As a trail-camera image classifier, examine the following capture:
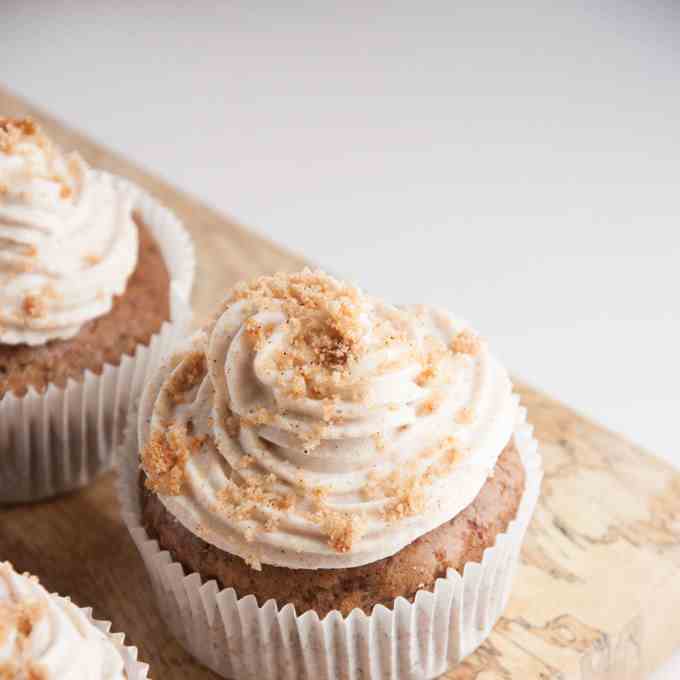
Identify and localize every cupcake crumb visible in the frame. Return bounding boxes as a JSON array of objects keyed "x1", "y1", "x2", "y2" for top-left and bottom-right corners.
[
  {"x1": 21, "y1": 294, "x2": 46, "y2": 319},
  {"x1": 165, "y1": 352, "x2": 206, "y2": 405},
  {"x1": 142, "y1": 424, "x2": 203, "y2": 496},
  {"x1": 451, "y1": 329, "x2": 481, "y2": 356},
  {"x1": 456, "y1": 407, "x2": 475, "y2": 424}
]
